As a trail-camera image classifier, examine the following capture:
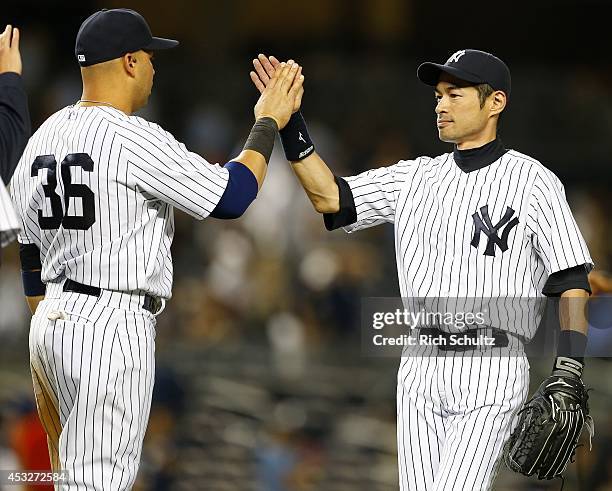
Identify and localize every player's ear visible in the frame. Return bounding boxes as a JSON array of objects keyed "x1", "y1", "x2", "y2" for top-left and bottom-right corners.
[
  {"x1": 122, "y1": 53, "x2": 137, "y2": 78},
  {"x1": 489, "y1": 91, "x2": 506, "y2": 117}
]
